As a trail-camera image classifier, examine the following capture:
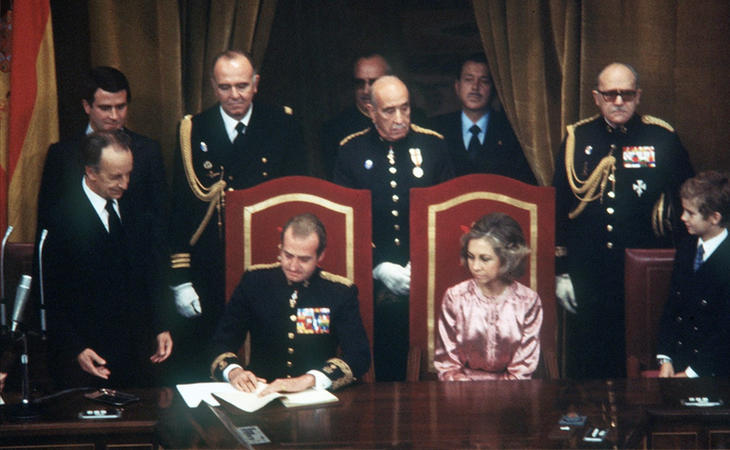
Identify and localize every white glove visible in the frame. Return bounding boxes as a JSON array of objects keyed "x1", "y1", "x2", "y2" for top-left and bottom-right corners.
[
  {"x1": 555, "y1": 273, "x2": 577, "y2": 314},
  {"x1": 373, "y1": 262, "x2": 410, "y2": 296},
  {"x1": 171, "y1": 282, "x2": 202, "y2": 318}
]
